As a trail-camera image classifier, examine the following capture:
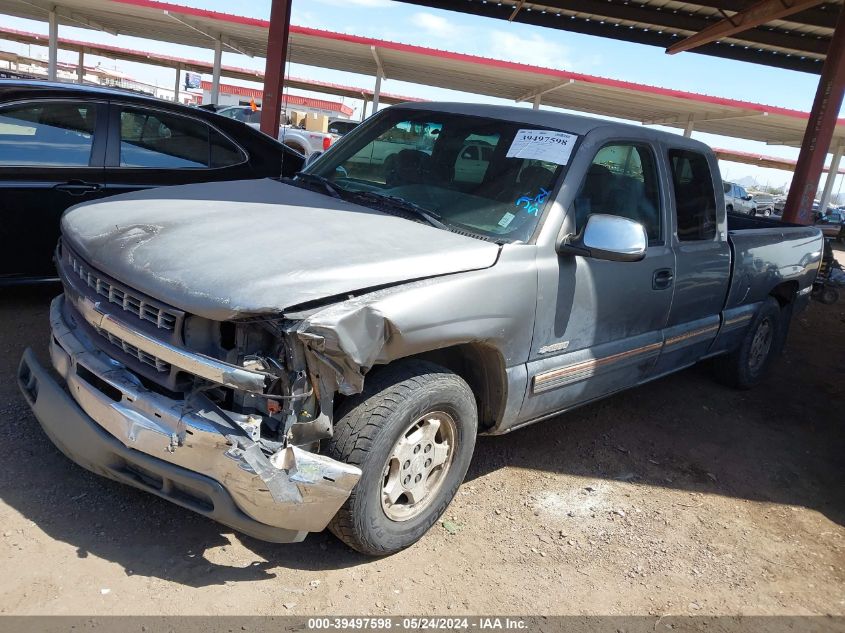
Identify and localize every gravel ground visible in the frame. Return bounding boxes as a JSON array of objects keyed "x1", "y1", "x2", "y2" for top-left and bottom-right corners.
[{"x1": 0, "y1": 267, "x2": 843, "y2": 616}]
